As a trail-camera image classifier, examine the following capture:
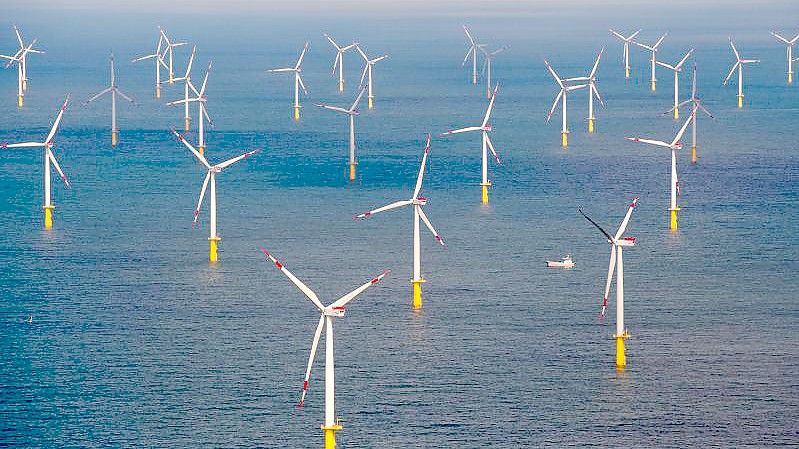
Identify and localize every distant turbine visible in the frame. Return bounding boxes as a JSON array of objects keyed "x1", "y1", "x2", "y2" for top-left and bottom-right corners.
[
  {"x1": 633, "y1": 33, "x2": 667, "y2": 91},
  {"x1": 625, "y1": 111, "x2": 694, "y2": 231},
  {"x1": 354, "y1": 135, "x2": 446, "y2": 309},
  {"x1": 169, "y1": 46, "x2": 197, "y2": 132},
  {"x1": 609, "y1": 29, "x2": 641, "y2": 79},
  {"x1": 723, "y1": 38, "x2": 759, "y2": 108},
  {"x1": 480, "y1": 45, "x2": 508, "y2": 99},
  {"x1": 167, "y1": 62, "x2": 213, "y2": 156},
  {"x1": 132, "y1": 33, "x2": 167, "y2": 98},
  {"x1": 544, "y1": 59, "x2": 588, "y2": 147},
  {"x1": 324, "y1": 33, "x2": 358, "y2": 93},
  {"x1": 356, "y1": 45, "x2": 388, "y2": 109},
  {"x1": 316, "y1": 88, "x2": 366, "y2": 182},
  {"x1": 771, "y1": 31, "x2": 799, "y2": 83},
  {"x1": 1, "y1": 96, "x2": 70, "y2": 229},
  {"x1": 268, "y1": 42, "x2": 309, "y2": 121},
  {"x1": 562, "y1": 48, "x2": 605, "y2": 133},
  {"x1": 0, "y1": 26, "x2": 44, "y2": 107},
  {"x1": 158, "y1": 26, "x2": 187, "y2": 85},
  {"x1": 440, "y1": 84, "x2": 502, "y2": 205},
  {"x1": 656, "y1": 48, "x2": 694, "y2": 119},
  {"x1": 462, "y1": 25, "x2": 485, "y2": 85},
  {"x1": 85, "y1": 53, "x2": 135, "y2": 147},
  {"x1": 665, "y1": 64, "x2": 713, "y2": 164}
]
